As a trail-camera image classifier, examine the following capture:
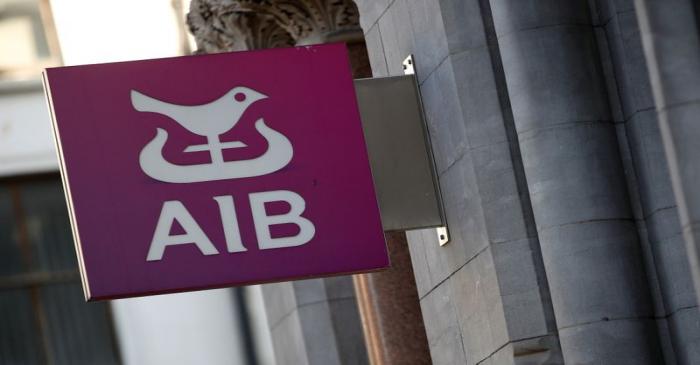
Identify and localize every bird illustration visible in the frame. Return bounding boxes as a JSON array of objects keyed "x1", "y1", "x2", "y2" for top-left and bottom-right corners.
[{"x1": 131, "y1": 86, "x2": 268, "y2": 163}]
